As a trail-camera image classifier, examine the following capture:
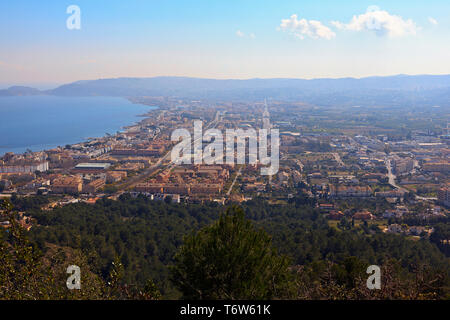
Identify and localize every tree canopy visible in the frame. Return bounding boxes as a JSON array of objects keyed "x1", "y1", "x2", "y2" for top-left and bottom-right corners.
[{"x1": 170, "y1": 206, "x2": 291, "y2": 299}]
